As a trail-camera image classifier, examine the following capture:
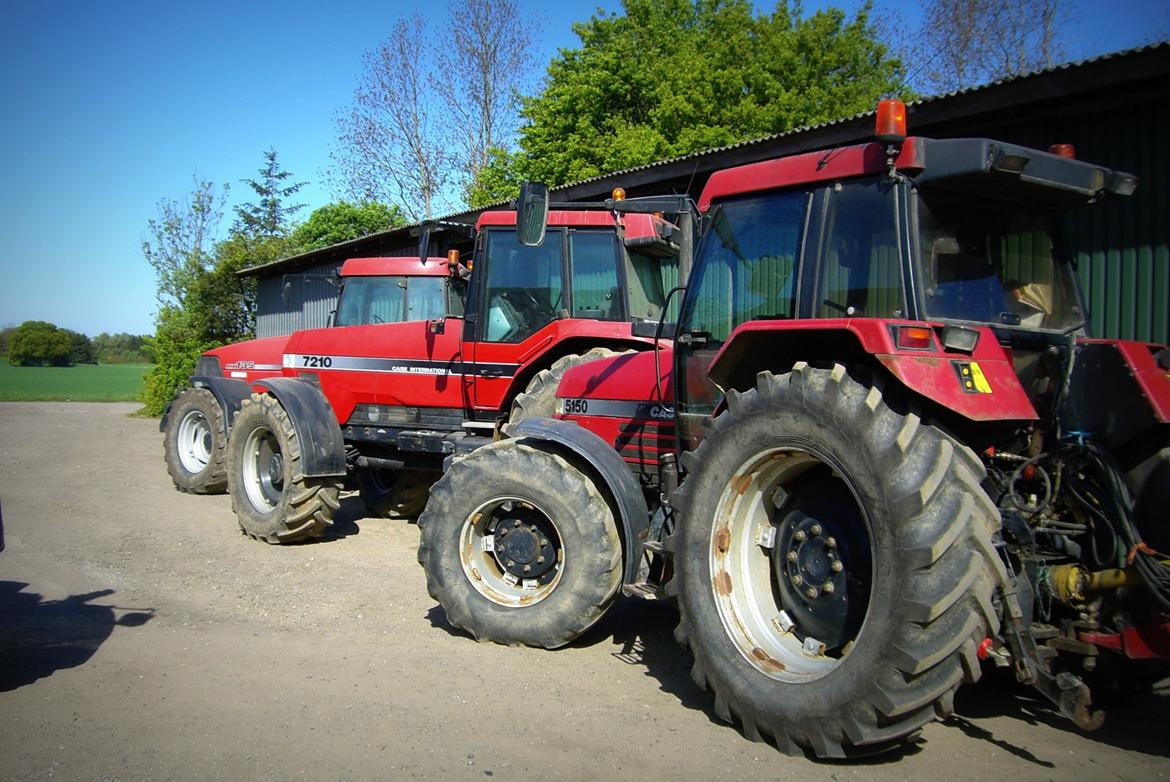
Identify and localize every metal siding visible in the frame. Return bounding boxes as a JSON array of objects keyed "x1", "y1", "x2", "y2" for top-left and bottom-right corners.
[
  {"x1": 255, "y1": 261, "x2": 342, "y2": 338},
  {"x1": 960, "y1": 102, "x2": 1169, "y2": 344}
]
